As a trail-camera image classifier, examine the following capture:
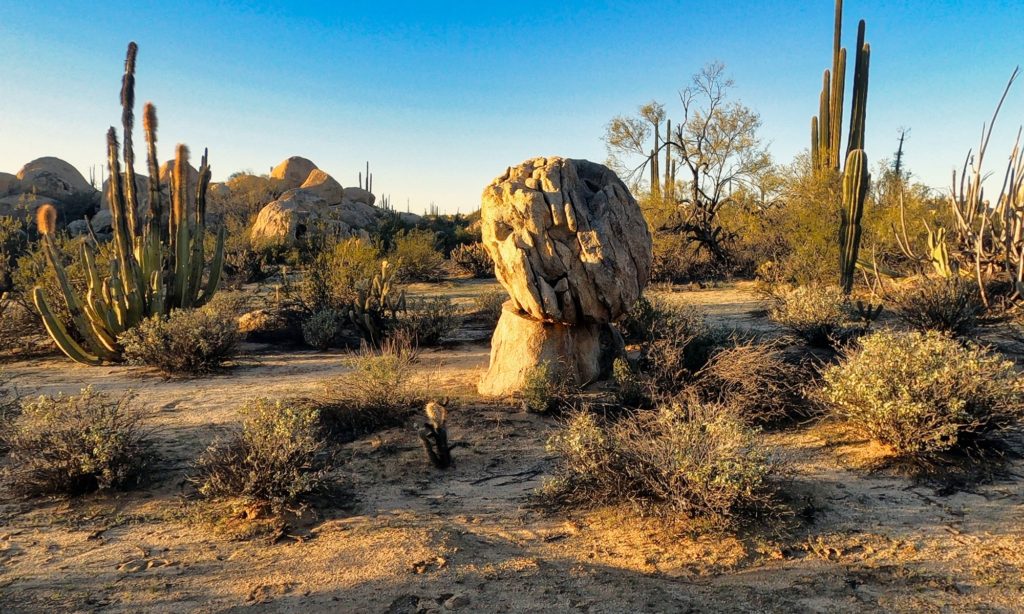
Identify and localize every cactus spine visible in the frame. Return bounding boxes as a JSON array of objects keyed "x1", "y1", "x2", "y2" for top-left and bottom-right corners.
[
  {"x1": 33, "y1": 42, "x2": 224, "y2": 365},
  {"x1": 812, "y1": 0, "x2": 871, "y2": 293}
]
